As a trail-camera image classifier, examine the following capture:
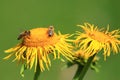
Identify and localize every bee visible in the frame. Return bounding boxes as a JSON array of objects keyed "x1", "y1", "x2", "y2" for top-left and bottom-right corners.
[
  {"x1": 48, "y1": 26, "x2": 54, "y2": 37},
  {"x1": 17, "y1": 30, "x2": 30, "y2": 40}
]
